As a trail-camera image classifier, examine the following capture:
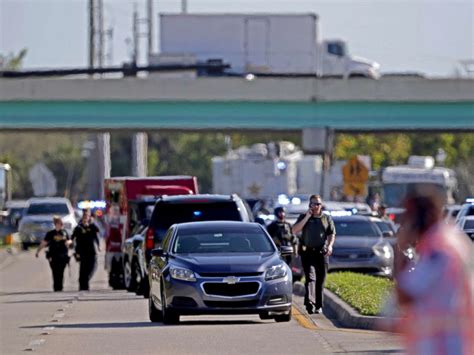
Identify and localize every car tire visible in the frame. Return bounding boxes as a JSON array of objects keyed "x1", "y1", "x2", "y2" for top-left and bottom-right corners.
[
  {"x1": 134, "y1": 260, "x2": 144, "y2": 295},
  {"x1": 274, "y1": 309, "x2": 292, "y2": 323},
  {"x1": 110, "y1": 258, "x2": 125, "y2": 290},
  {"x1": 161, "y1": 287, "x2": 179, "y2": 325},
  {"x1": 259, "y1": 311, "x2": 272, "y2": 320},
  {"x1": 127, "y1": 259, "x2": 138, "y2": 292},
  {"x1": 149, "y1": 296, "x2": 162, "y2": 322},
  {"x1": 136, "y1": 264, "x2": 150, "y2": 298},
  {"x1": 123, "y1": 259, "x2": 131, "y2": 291}
]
